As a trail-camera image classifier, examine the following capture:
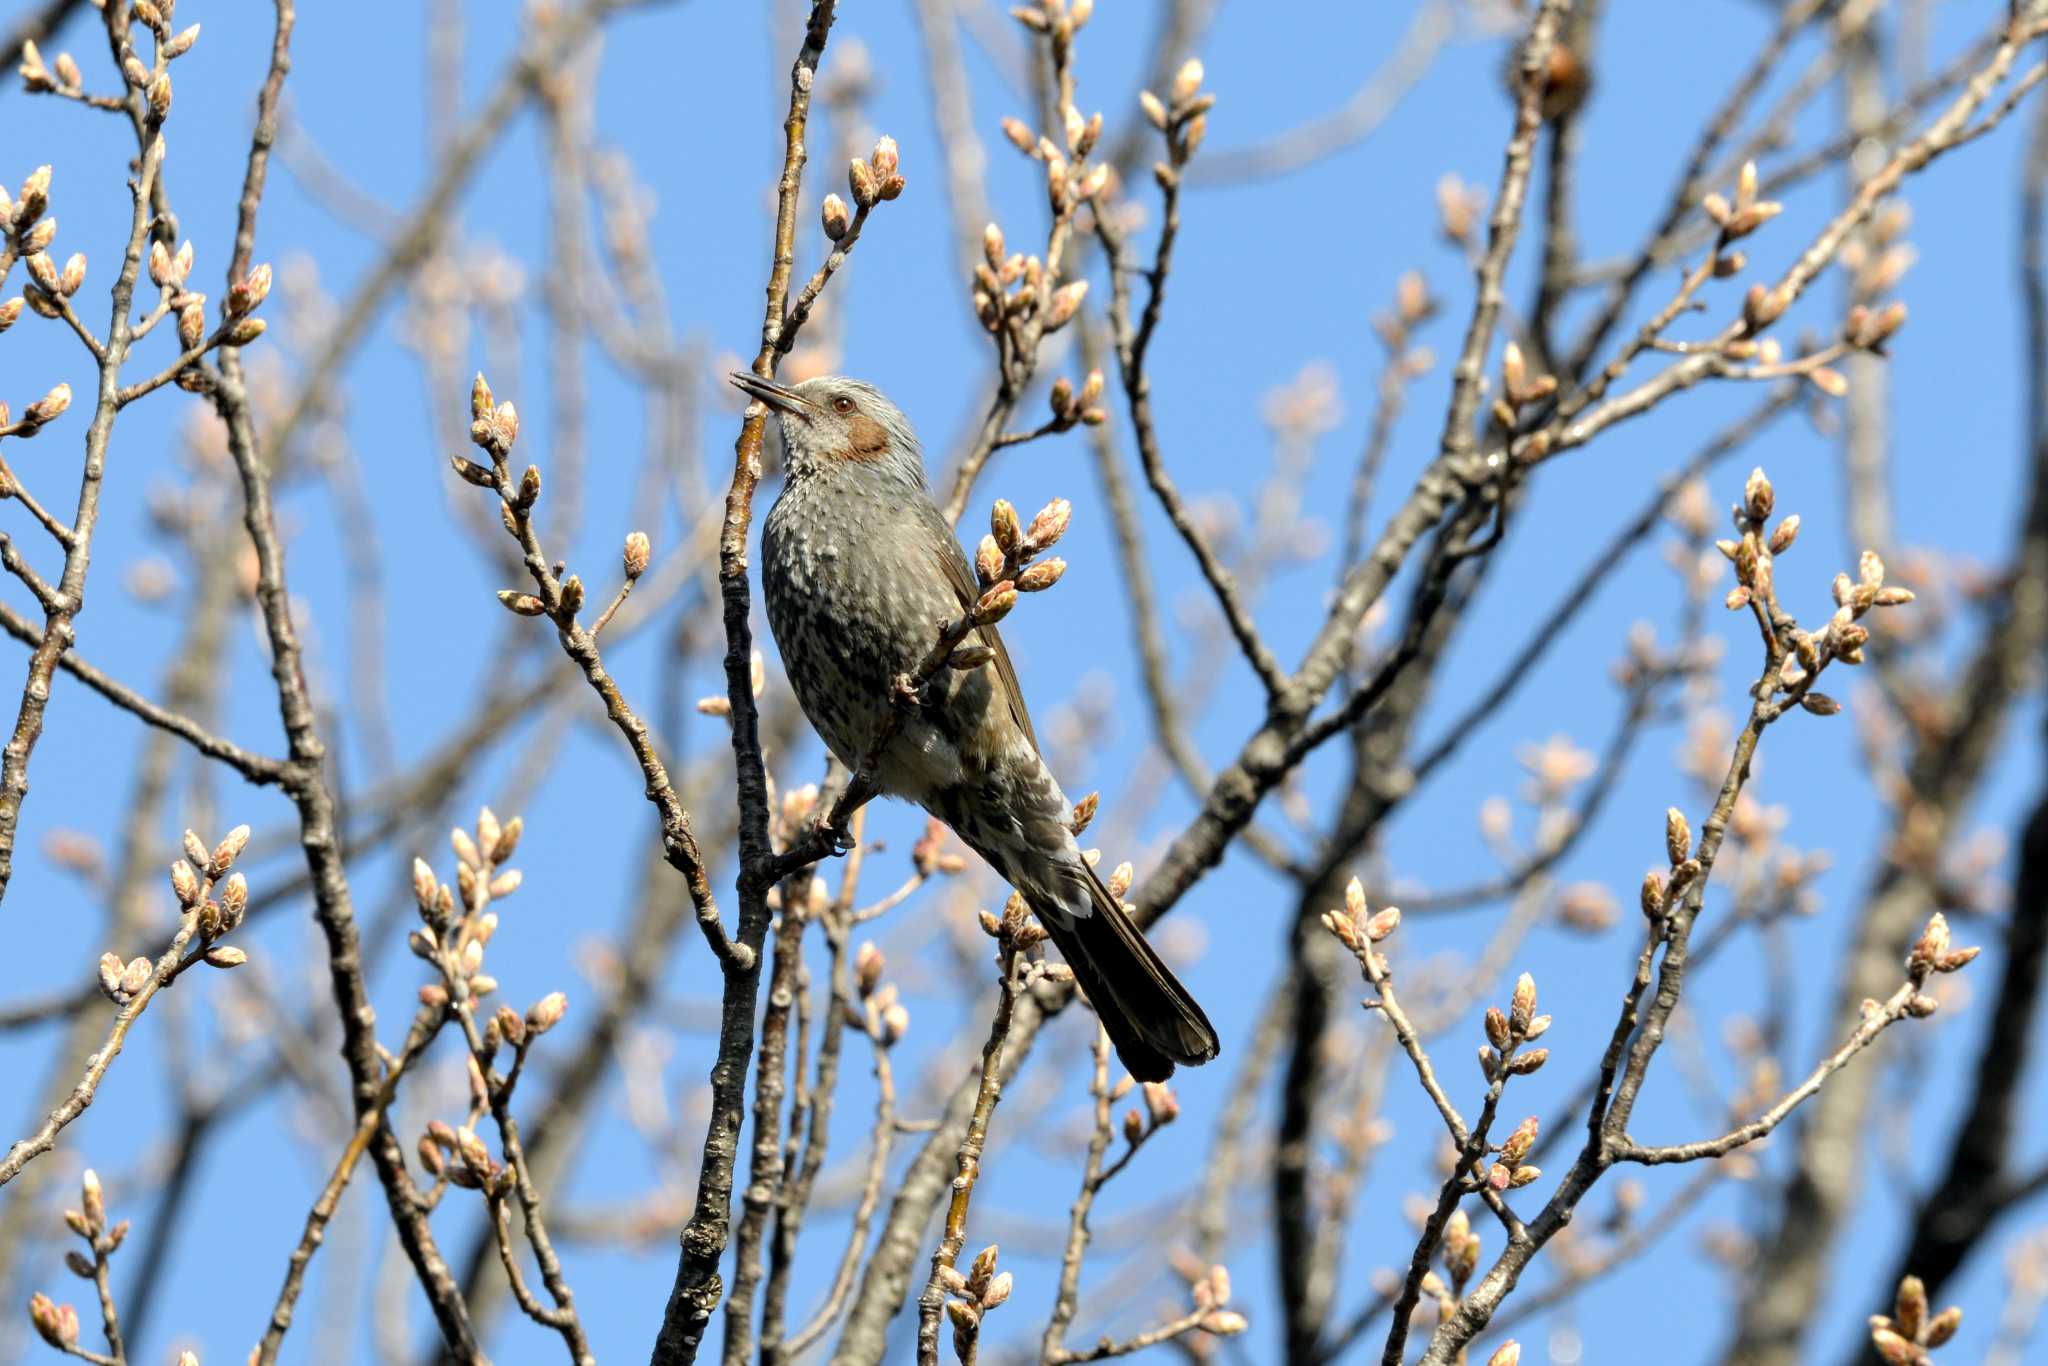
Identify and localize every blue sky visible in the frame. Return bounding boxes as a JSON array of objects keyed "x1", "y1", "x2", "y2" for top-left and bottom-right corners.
[{"x1": 1, "y1": 2, "x2": 2044, "y2": 1363}]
